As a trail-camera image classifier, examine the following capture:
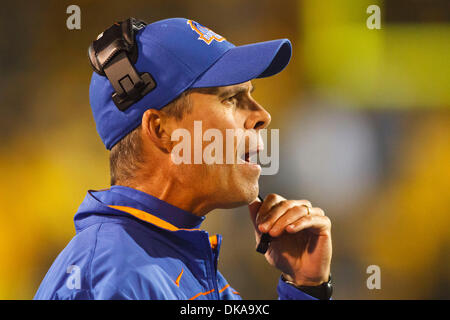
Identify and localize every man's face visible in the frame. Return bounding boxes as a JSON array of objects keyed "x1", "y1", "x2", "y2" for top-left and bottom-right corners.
[{"x1": 168, "y1": 81, "x2": 271, "y2": 209}]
